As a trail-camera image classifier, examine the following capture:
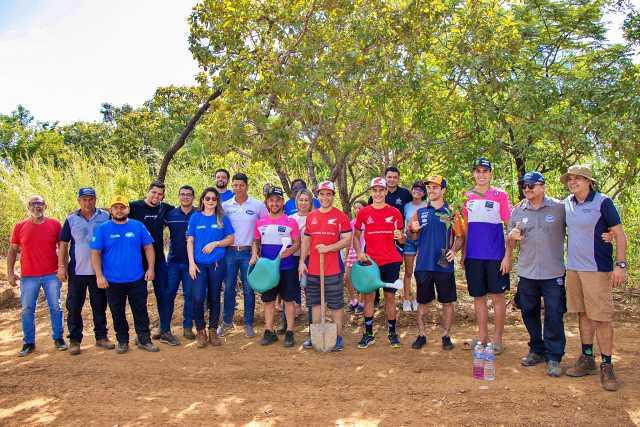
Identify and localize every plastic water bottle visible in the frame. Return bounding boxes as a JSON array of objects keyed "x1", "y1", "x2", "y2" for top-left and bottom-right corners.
[
  {"x1": 484, "y1": 343, "x2": 496, "y2": 381},
  {"x1": 472, "y1": 343, "x2": 485, "y2": 380}
]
